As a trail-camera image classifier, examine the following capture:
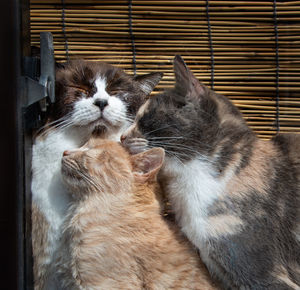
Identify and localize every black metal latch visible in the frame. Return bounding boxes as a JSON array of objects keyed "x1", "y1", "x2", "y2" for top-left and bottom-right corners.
[{"x1": 22, "y1": 32, "x2": 55, "y2": 111}]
